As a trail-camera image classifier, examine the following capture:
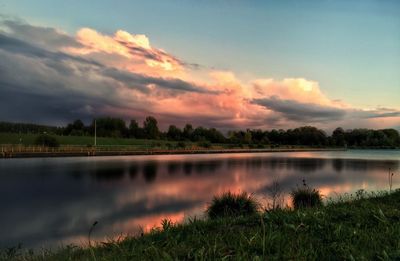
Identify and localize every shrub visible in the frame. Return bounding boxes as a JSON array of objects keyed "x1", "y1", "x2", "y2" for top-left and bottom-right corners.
[
  {"x1": 206, "y1": 191, "x2": 260, "y2": 219},
  {"x1": 197, "y1": 140, "x2": 211, "y2": 148},
  {"x1": 34, "y1": 134, "x2": 60, "y2": 148},
  {"x1": 176, "y1": 141, "x2": 186, "y2": 148},
  {"x1": 257, "y1": 143, "x2": 265, "y2": 149},
  {"x1": 150, "y1": 142, "x2": 162, "y2": 148},
  {"x1": 290, "y1": 186, "x2": 322, "y2": 209},
  {"x1": 266, "y1": 181, "x2": 284, "y2": 210}
]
